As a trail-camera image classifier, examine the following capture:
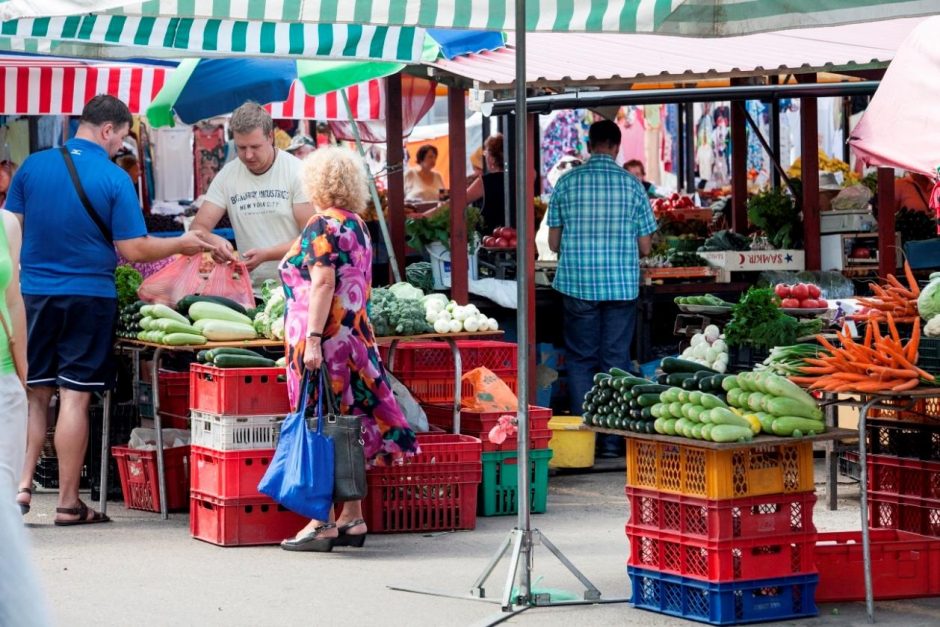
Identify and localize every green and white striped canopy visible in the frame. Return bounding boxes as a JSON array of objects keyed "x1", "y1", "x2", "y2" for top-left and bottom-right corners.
[
  {"x1": 0, "y1": 13, "x2": 426, "y2": 60},
  {"x1": 2, "y1": 0, "x2": 938, "y2": 35}
]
